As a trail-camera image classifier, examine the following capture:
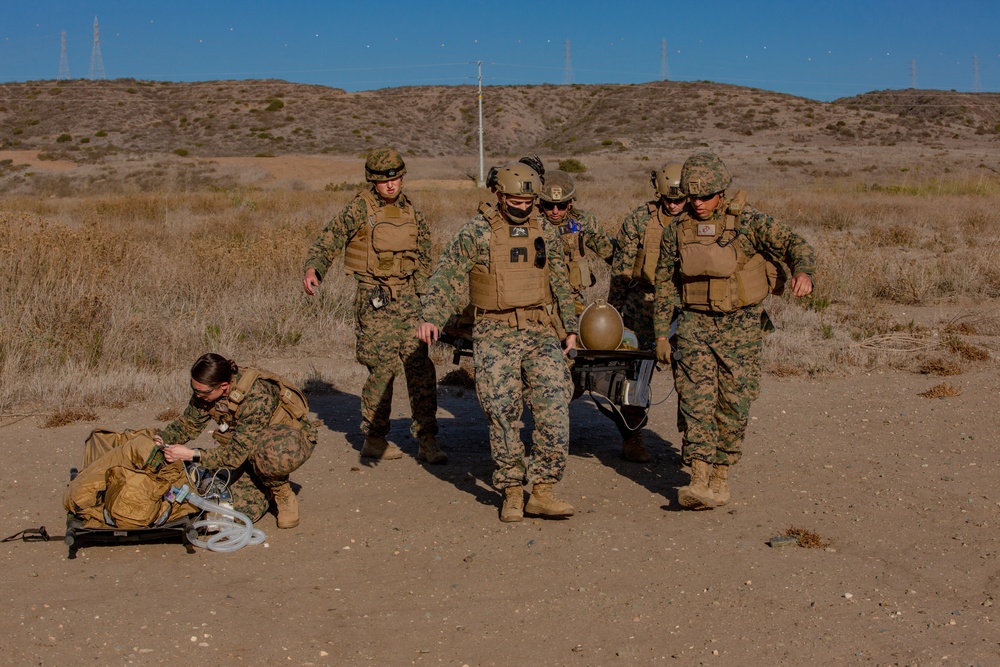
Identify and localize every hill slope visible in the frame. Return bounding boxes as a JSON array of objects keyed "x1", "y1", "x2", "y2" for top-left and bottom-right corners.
[{"x1": 1, "y1": 79, "x2": 998, "y2": 161}]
